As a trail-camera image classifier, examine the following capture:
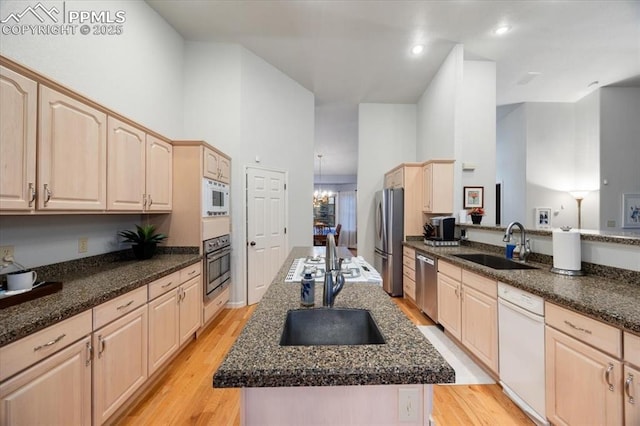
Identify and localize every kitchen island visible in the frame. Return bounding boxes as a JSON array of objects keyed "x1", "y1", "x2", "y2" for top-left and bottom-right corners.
[{"x1": 214, "y1": 247, "x2": 454, "y2": 425}]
